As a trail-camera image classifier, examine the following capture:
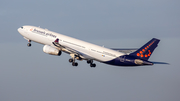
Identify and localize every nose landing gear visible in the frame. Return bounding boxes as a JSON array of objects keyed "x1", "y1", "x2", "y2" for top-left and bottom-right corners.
[{"x1": 27, "y1": 40, "x2": 31, "y2": 47}]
